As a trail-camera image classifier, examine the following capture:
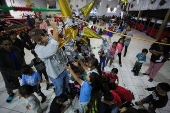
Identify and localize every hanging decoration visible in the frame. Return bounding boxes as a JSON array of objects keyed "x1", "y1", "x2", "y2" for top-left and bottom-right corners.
[
  {"x1": 151, "y1": 0, "x2": 156, "y2": 4},
  {"x1": 0, "y1": 5, "x2": 61, "y2": 12},
  {"x1": 159, "y1": 0, "x2": 167, "y2": 6},
  {"x1": 24, "y1": 0, "x2": 36, "y2": 8},
  {"x1": 122, "y1": 0, "x2": 128, "y2": 5},
  {"x1": 81, "y1": 1, "x2": 95, "y2": 17},
  {"x1": 106, "y1": 4, "x2": 110, "y2": 8}
]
